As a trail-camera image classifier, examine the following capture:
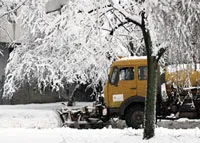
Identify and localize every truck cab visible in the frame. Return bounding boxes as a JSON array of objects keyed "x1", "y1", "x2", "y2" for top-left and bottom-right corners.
[{"x1": 104, "y1": 57, "x2": 147, "y2": 128}]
